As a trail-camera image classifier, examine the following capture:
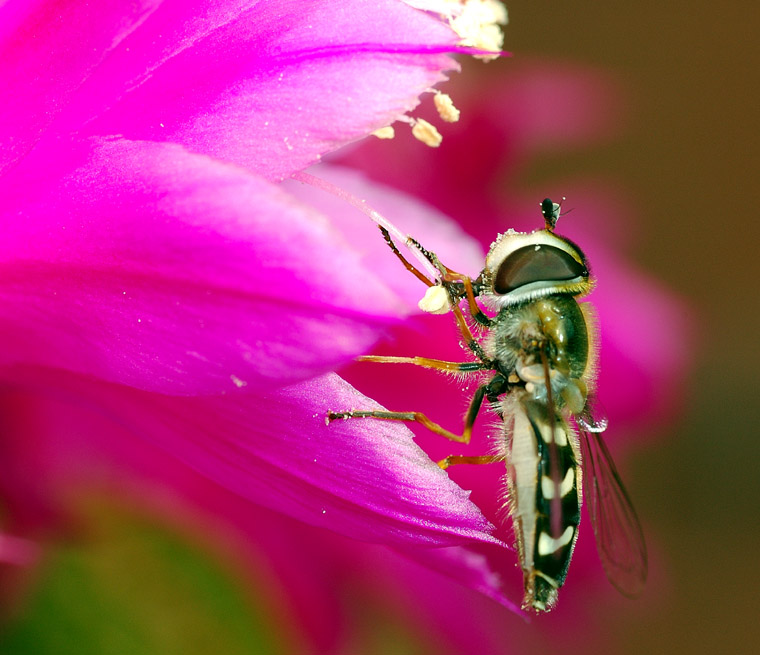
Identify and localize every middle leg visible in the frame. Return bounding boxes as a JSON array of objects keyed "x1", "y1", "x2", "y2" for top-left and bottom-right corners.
[{"x1": 327, "y1": 382, "x2": 490, "y2": 445}]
